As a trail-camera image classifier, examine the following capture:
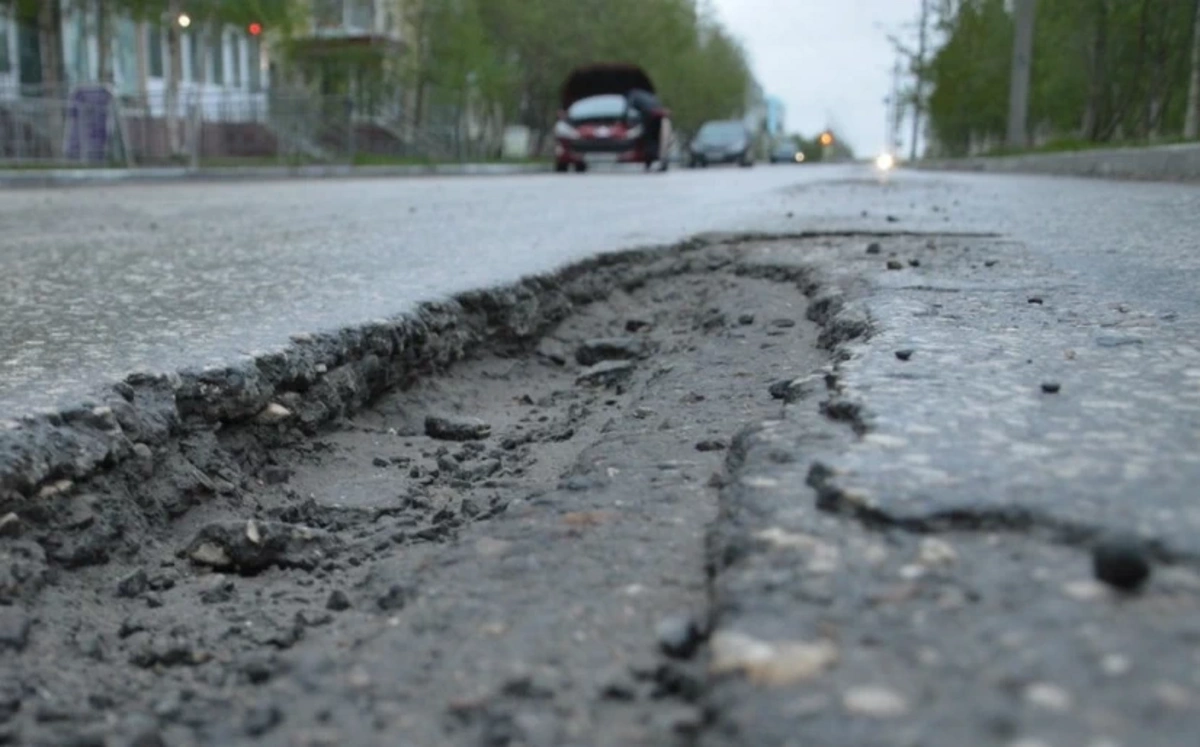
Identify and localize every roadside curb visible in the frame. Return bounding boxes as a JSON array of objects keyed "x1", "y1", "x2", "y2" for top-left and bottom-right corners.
[
  {"x1": 914, "y1": 141, "x2": 1200, "y2": 183},
  {"x1": 0, "y1": 161, "x2": 554, "y2": 187}
]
